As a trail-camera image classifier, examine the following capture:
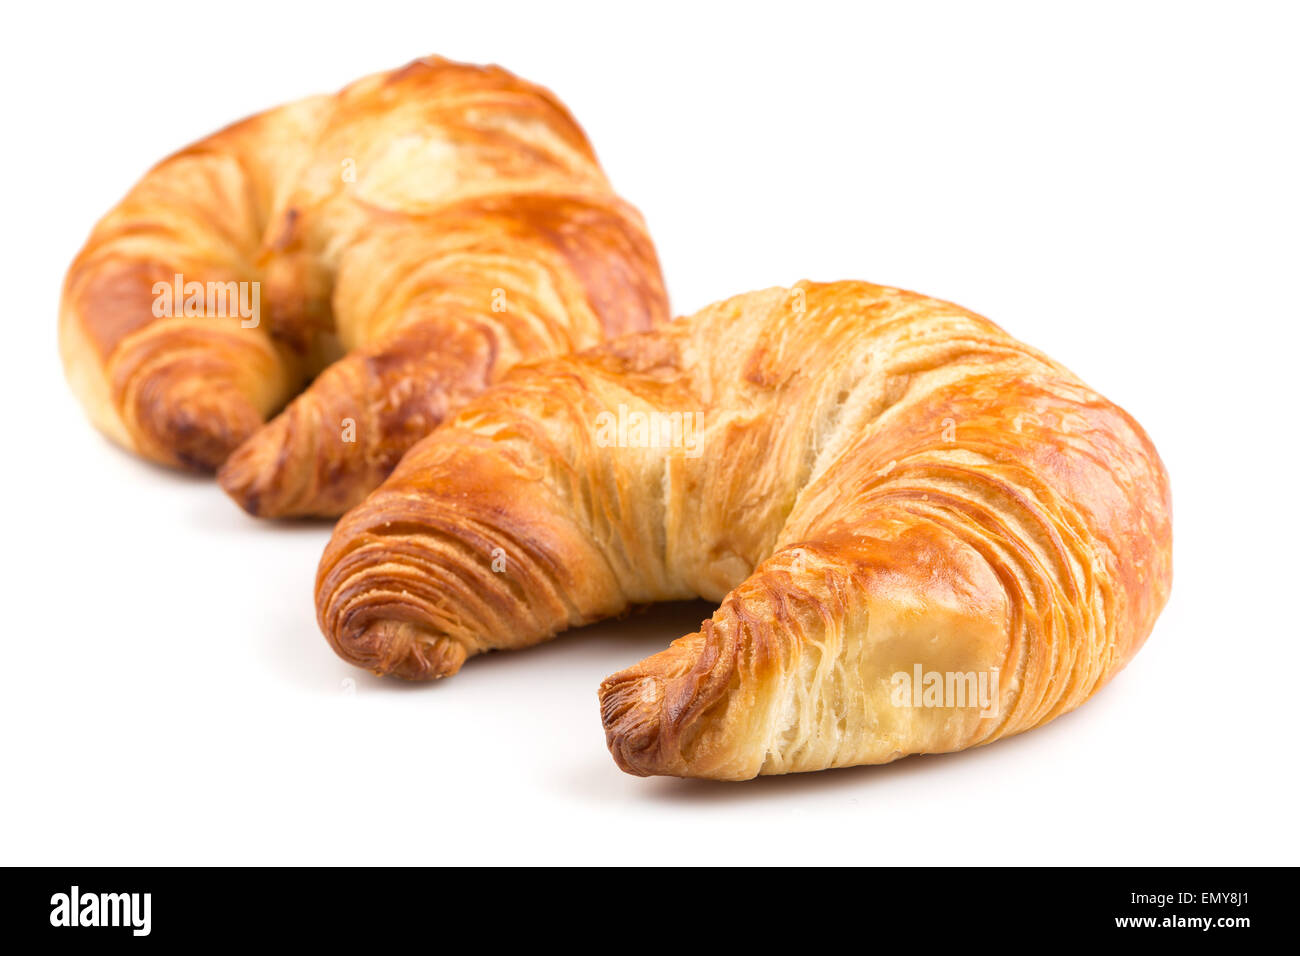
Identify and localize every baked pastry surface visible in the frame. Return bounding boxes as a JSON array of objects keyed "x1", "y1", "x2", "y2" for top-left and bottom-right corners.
[
  {"x1": 317, "y1": 280, "x2": 1173, "y2": 779},
  {"x1": 59, "y1": 56, "x2": 667, "y2": 516}
]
